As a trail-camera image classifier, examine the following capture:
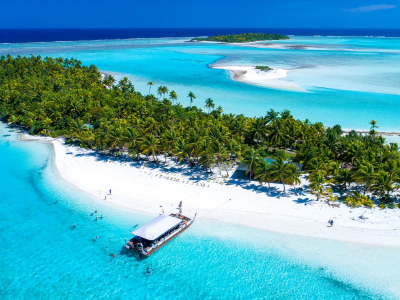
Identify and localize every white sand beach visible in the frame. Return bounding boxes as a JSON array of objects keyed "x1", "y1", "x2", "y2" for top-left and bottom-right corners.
[
  {"x1": 22, "y1": 134, "x2": 400, "y2": 247},
  {"x1": 211, "y1": 65, "x2": 307, "y2": 92}
]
